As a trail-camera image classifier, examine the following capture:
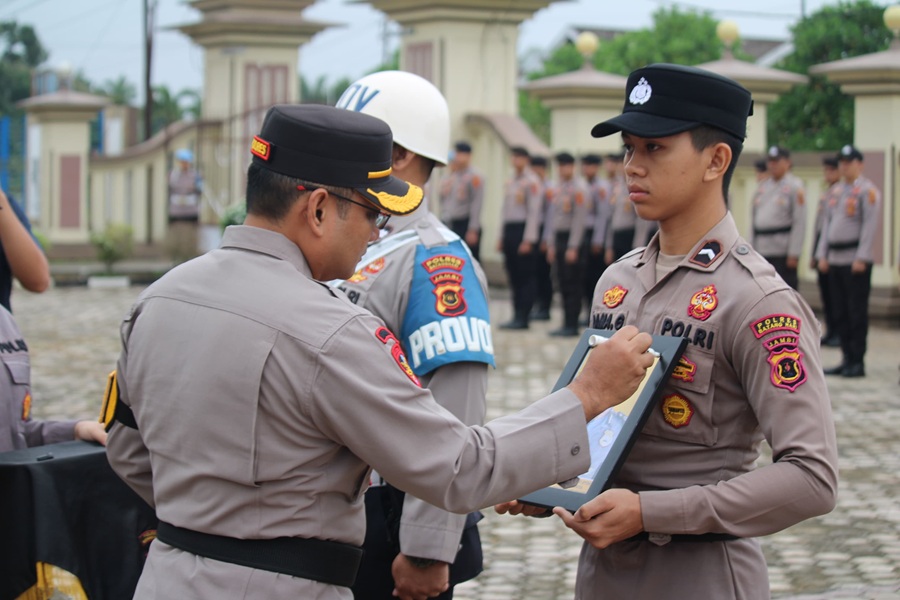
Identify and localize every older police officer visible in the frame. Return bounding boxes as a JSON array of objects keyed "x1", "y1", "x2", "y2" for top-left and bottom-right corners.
[{"x1": 106, "y1": 104, "x2": 654, "y2": 600}]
